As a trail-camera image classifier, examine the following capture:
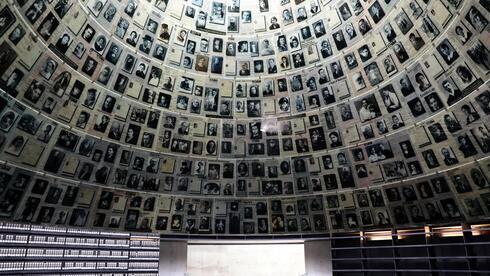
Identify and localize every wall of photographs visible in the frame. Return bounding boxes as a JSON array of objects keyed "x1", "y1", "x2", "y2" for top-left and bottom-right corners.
[{"x1": 0, "y1": 0, "x2": 488, "y2": 235}]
